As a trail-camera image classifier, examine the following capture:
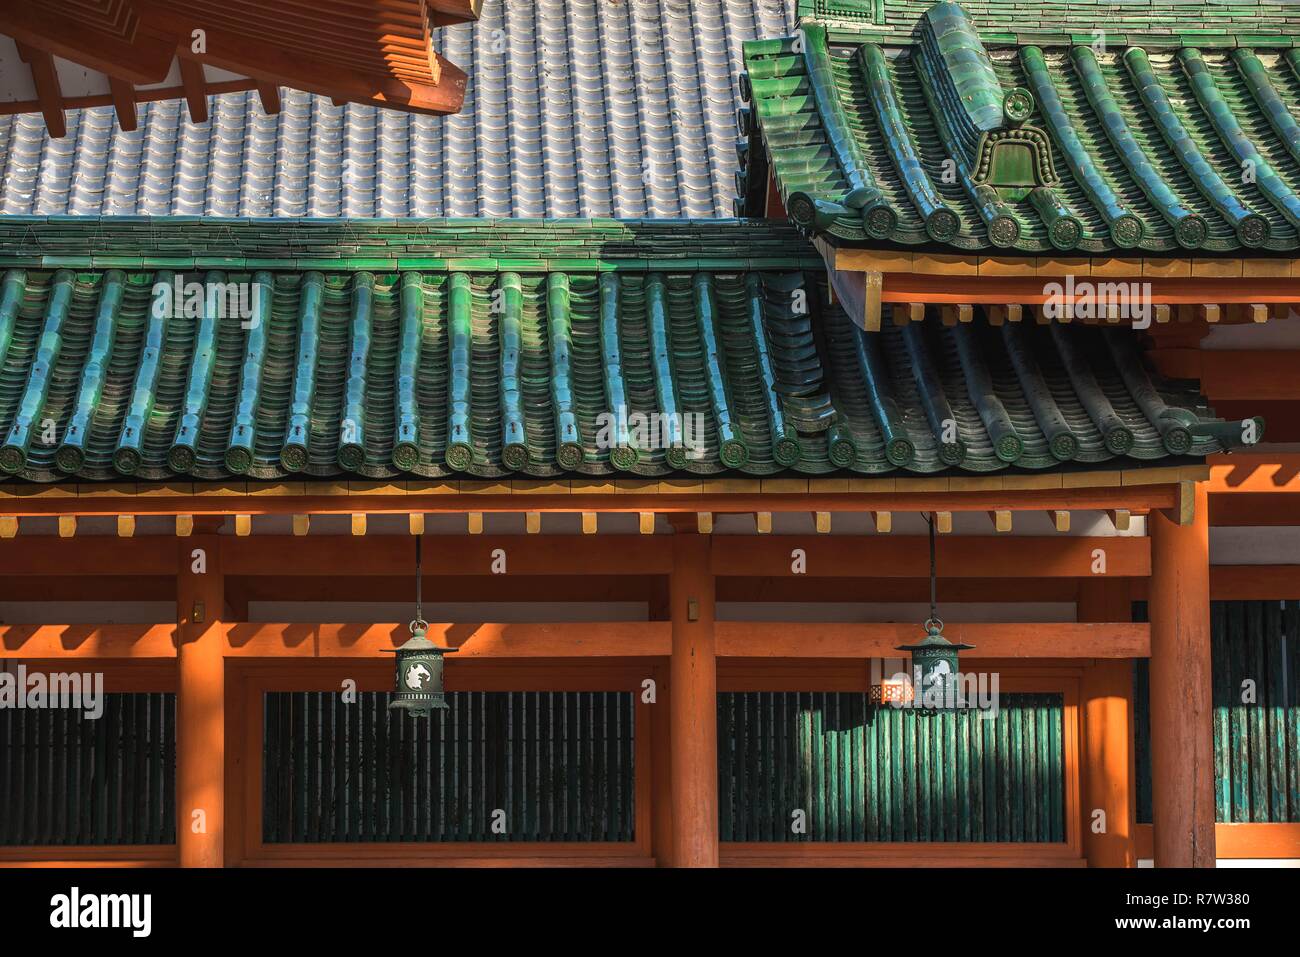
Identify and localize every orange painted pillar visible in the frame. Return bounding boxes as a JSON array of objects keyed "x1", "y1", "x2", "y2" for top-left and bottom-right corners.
[
  {"x1": 1078, "y1": 579, "x2": 1136, "y2": 868},
  {"x1": 669, "y1": 533, "x2": 718, "y2": 867},
  {"x1": 1148, "y1": 483, "x2": 1215, "y2": 867},
  {"x1": 176, "y1": 535, "x2": 225, "y2": 868}
]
